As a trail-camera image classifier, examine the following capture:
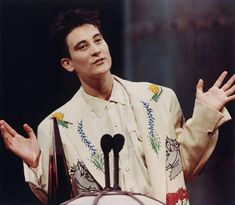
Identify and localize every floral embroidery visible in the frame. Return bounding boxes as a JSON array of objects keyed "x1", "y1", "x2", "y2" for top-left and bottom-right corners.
[
  {"x1": 52, "y1": 112, "x2": 64, "y2": 120},
  {"x1": 77, "y1": 120, "x2": 104, "y2": 172},
  {"x1": 142, "y1": 101, "x2": 161, "y2": 155},
  {"x1": 148, "y1": 84, "x2": 163, "y2": 102},
  {"x1": 52, "y1": 112, "x2": 72, "y2": 128},
  {"x1": 166, "y1": 188, "x2": 189, "y2": 205},
  {"x1": 77, "y1": 120, "x2": 96, "y2": 155},
  {"x1": 166, "y1": 136, "x2": 183, "y2": 180},
  {"x1": 91, "y1": 153, "x2": 104, "y2": 172}
]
